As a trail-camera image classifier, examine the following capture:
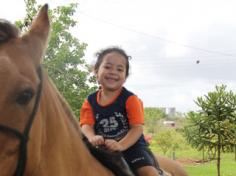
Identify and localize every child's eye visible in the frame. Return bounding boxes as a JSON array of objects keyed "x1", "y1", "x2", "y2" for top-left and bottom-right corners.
[
  {"x1": 117, "y1": 68, "x2": 124, "y2": 72},
  {"x1": 104, "y1": 65, "x2": 111, "y2": 69}
]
